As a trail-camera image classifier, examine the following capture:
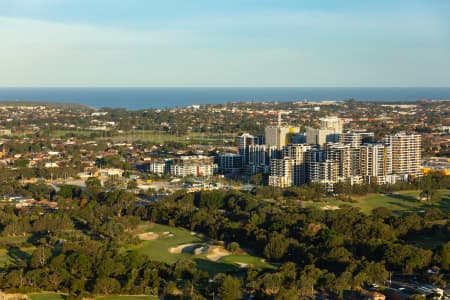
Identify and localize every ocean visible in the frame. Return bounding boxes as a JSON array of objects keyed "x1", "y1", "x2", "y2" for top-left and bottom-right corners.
[{"x1": 0, "y1": 87, "x2": 449, "y2": 110}]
